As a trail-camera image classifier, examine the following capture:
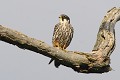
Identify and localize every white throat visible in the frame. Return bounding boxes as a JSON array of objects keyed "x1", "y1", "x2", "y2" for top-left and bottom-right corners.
[{"x1": 59, "y1": 19, "x2": 69, "y2": 25}]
